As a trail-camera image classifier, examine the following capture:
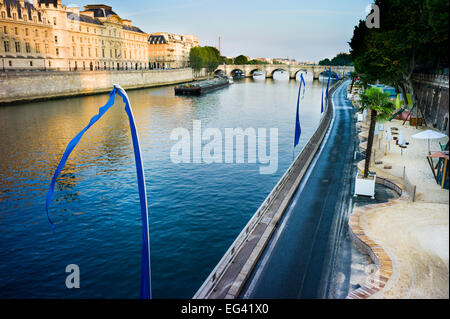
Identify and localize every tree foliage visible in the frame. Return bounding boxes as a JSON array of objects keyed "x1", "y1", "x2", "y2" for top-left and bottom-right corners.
[
  {"x1": 233, "y1": 55, "x2": 249, "y2": 65},
  {"x1": 349, "y1": 0, "x2": 449, "y2": 108},
  {"x1": 359, "y1": 87, "x2": 395, "y2": 178},
  {"x1": 189, "y1": 46, "x2": 222, "y2": 74},
  {"x1": 319, "y1": 53, "x2": 353, "y2": 66}
]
